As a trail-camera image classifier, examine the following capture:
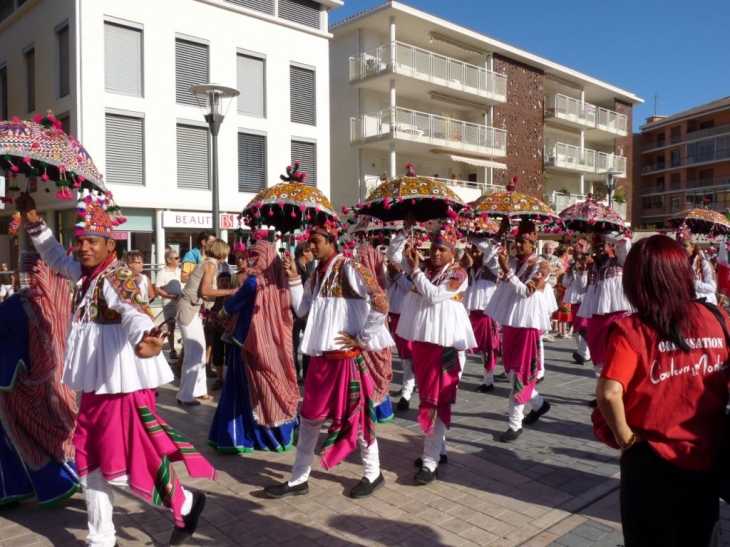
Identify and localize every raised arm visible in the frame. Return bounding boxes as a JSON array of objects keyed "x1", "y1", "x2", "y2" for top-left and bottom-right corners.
[
  {"x1": 696, "y1": 257, "x2": 717, "y2": 296},
  {"x1": 502, "y1": 259, "x2": 549, "y2": 298},
  {"x1": 386, "y1": 230, "x2": 411, "y2": 273}
]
